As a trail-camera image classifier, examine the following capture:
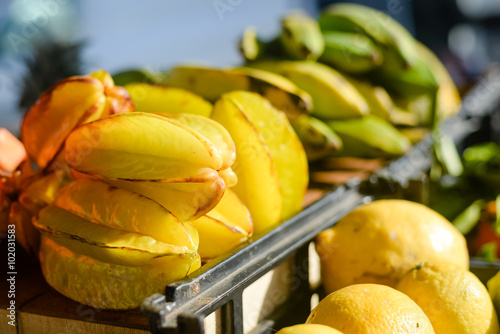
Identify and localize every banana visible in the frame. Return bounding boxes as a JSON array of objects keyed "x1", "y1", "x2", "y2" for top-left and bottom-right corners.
[
  {"x1": 290, "y1": 114, "x2": 342, "y2": 161},
  {"x1": 280, "y1": 12, "x2": 325, "y2": 60},
  {"x1": 320, "y1": 31, "x2": 383, "y2": 73},
  {"x1": 368, "y1": 56, "x2": 439, "y2": 98},
  {"x1": 193, "y1": 188, "x2": 253, "y2": 260},
  {"x1": 112, "y1": 68, "x2": 165, "y2": 87},
  {"x1": 319, "y1": 3, "x2": 416, "y2": 70},
  {"x1": 39, "y1": 236, "x2": 200, "y2": 309},
  {"x1": 239, "y1": 26, "x2": 264, "y2": 62},
  {"x1": 327, "y1": 115, "x2": 411, "y2": 158},
  {"x1": 65, "y1": 112, "x2": 223, "y2": 181},
  {"x1": 212, "y1": 91, "x2": 308, "y2": 231},
  {"x1": 125, "y1": 83, "x2": 212, "y2": 117},
  {"x1": 416, "y1": 41, "x2": 461, "y2": 119},
  {"x1": 249, "y1": 61, "x2": 369, "y2": 119},
  {"x1": 342, "y1": 75, "x2": 395, "y2": 121},
  {"x1": 165, "y1": 65, "x2": 313, "y2": 118}
]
